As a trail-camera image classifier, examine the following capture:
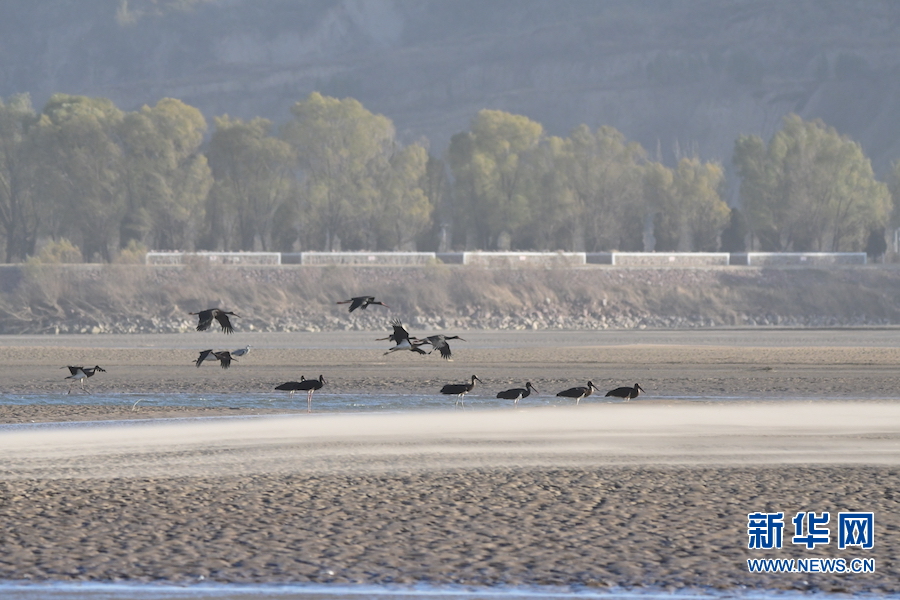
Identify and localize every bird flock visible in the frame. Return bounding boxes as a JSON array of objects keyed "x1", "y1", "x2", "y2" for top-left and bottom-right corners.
[{"x1": 63, "y1": 295, "x2": 645, "y2": 411}]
